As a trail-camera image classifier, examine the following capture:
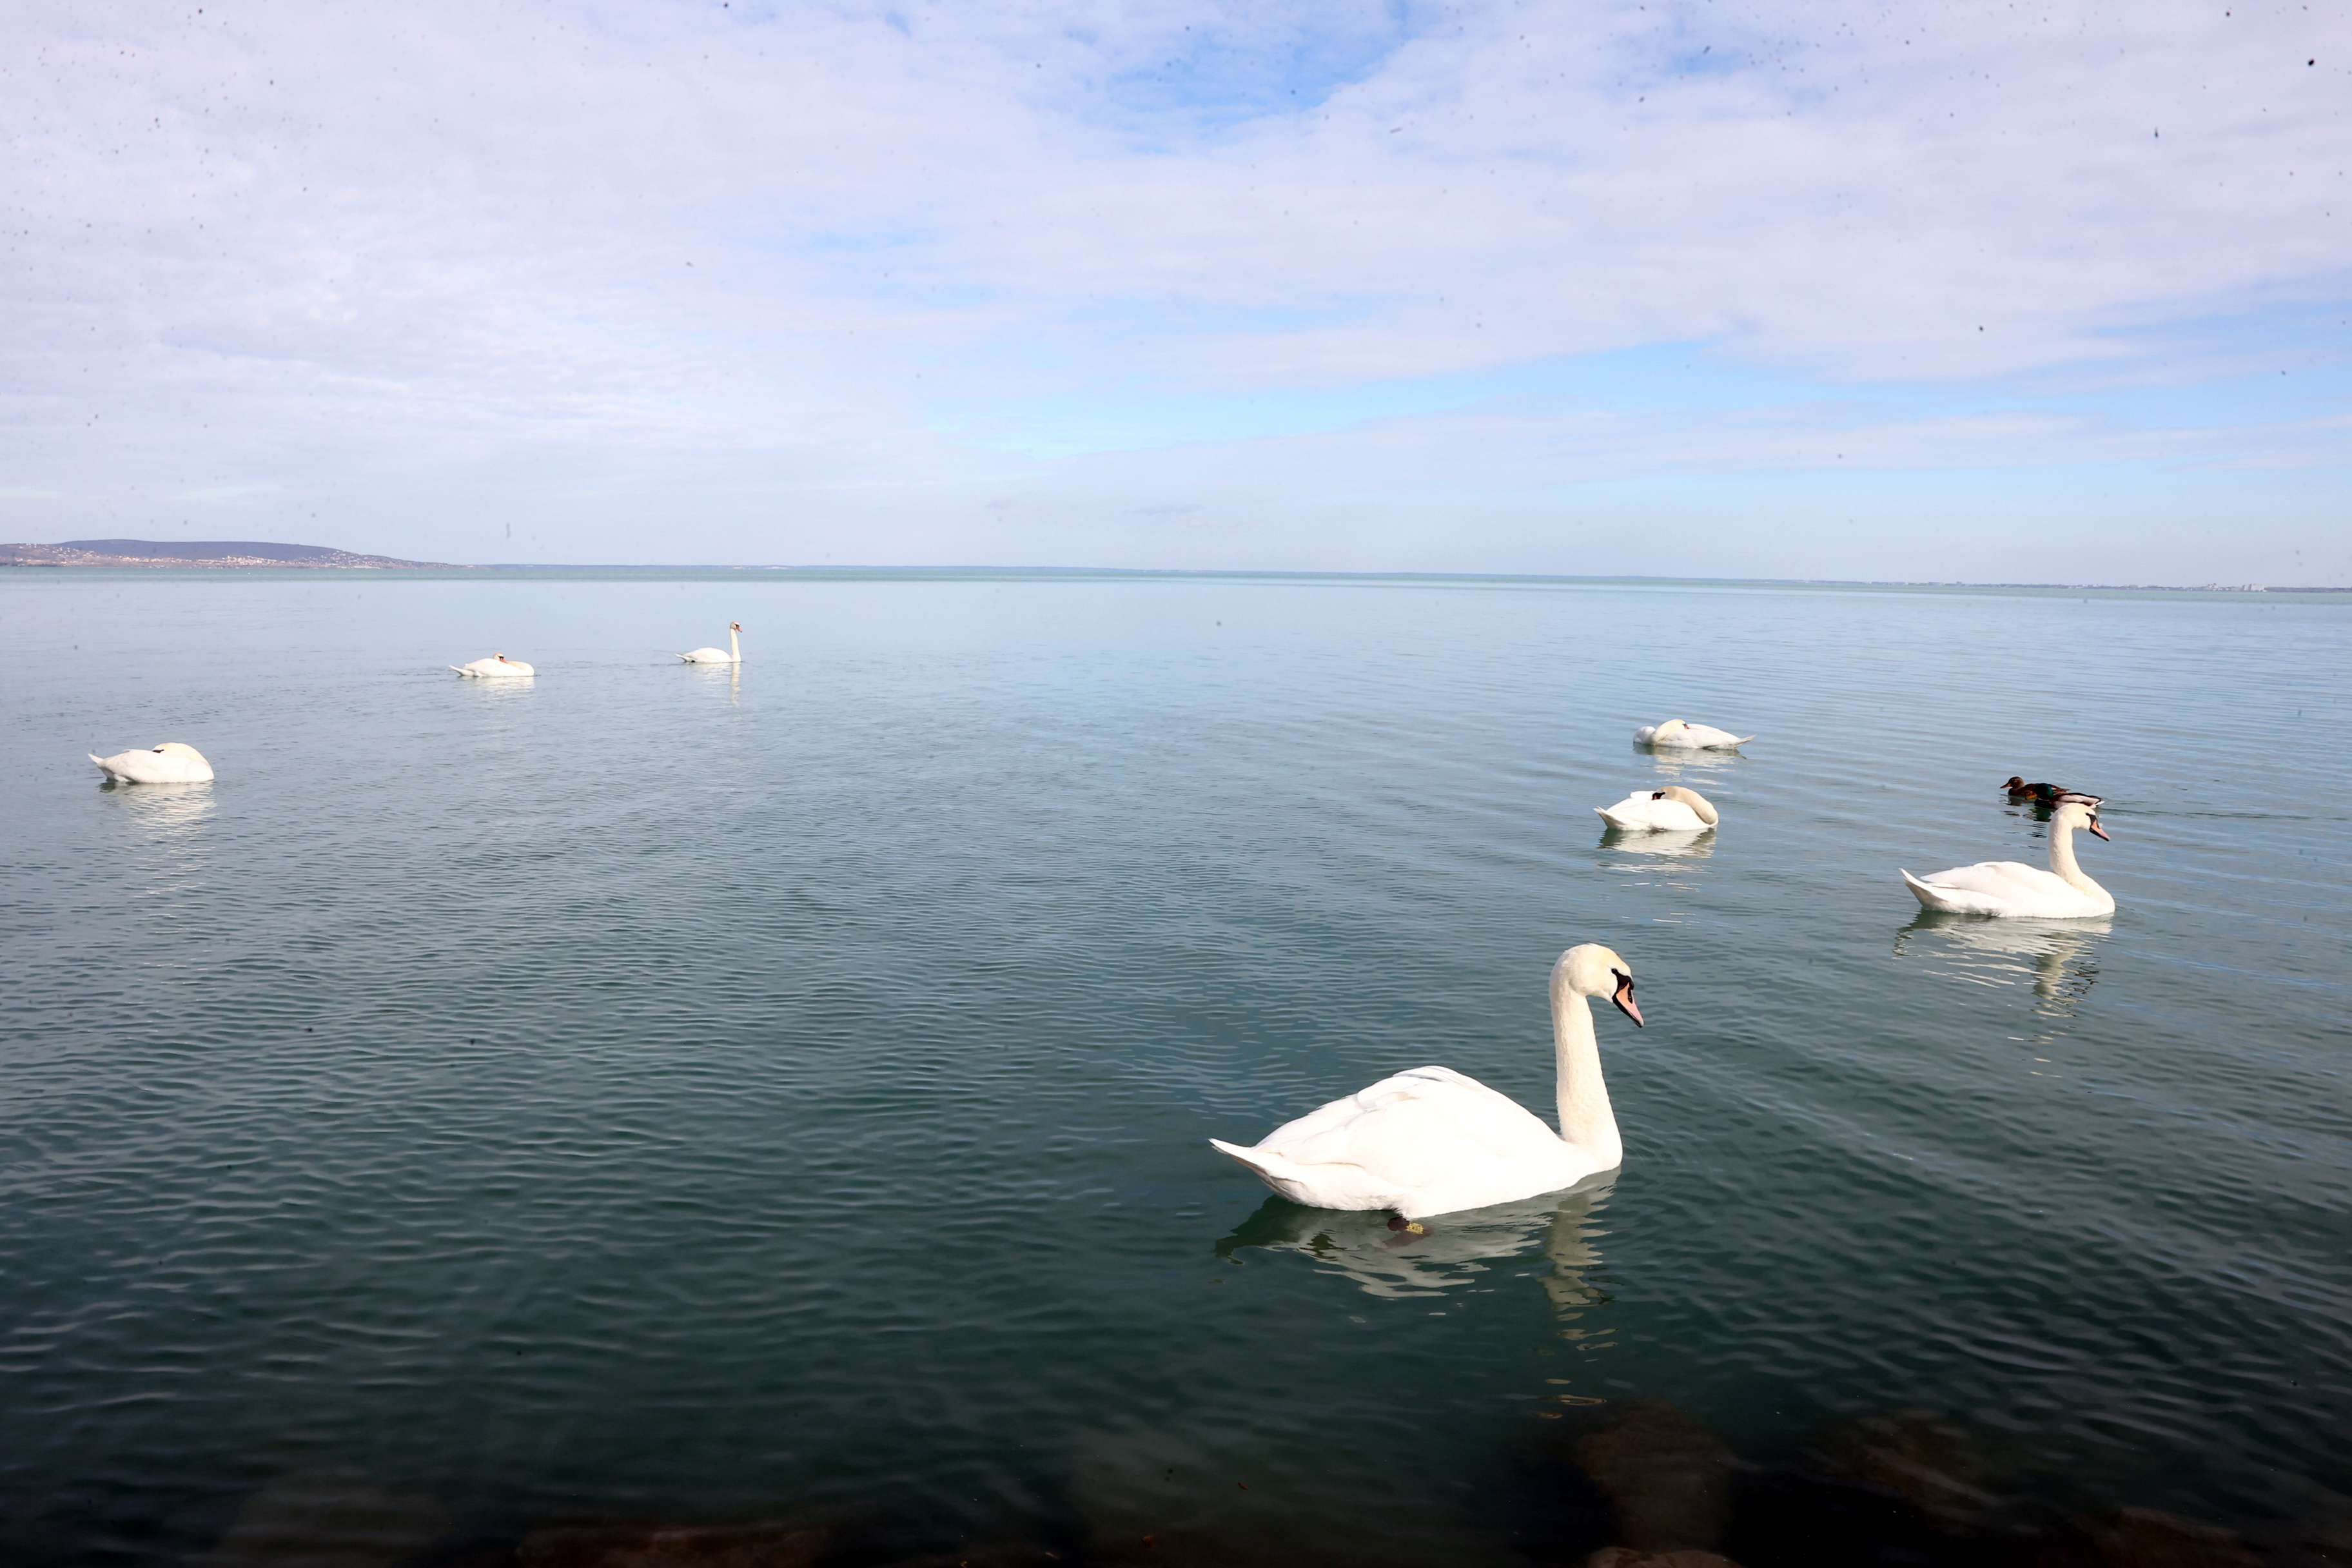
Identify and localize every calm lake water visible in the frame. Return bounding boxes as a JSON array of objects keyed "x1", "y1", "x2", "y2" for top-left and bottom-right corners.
[{"x1": 2, "y1": 569, "x2": 2346, "y2": 1567}]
